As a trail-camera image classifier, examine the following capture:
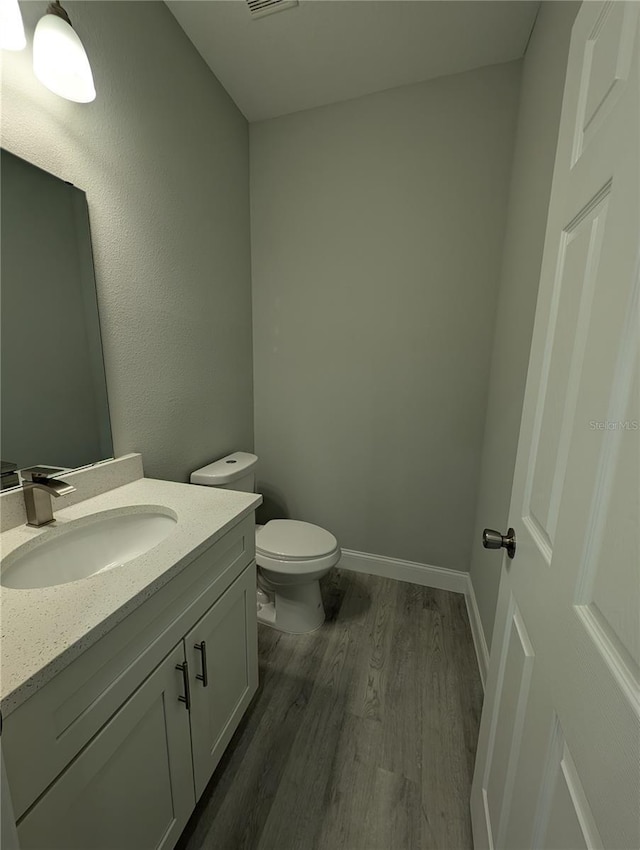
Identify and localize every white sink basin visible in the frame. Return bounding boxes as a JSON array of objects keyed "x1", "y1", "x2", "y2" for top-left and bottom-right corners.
[{"x1": 1, "y1": 507, "x2": 178, "y2": 590}]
